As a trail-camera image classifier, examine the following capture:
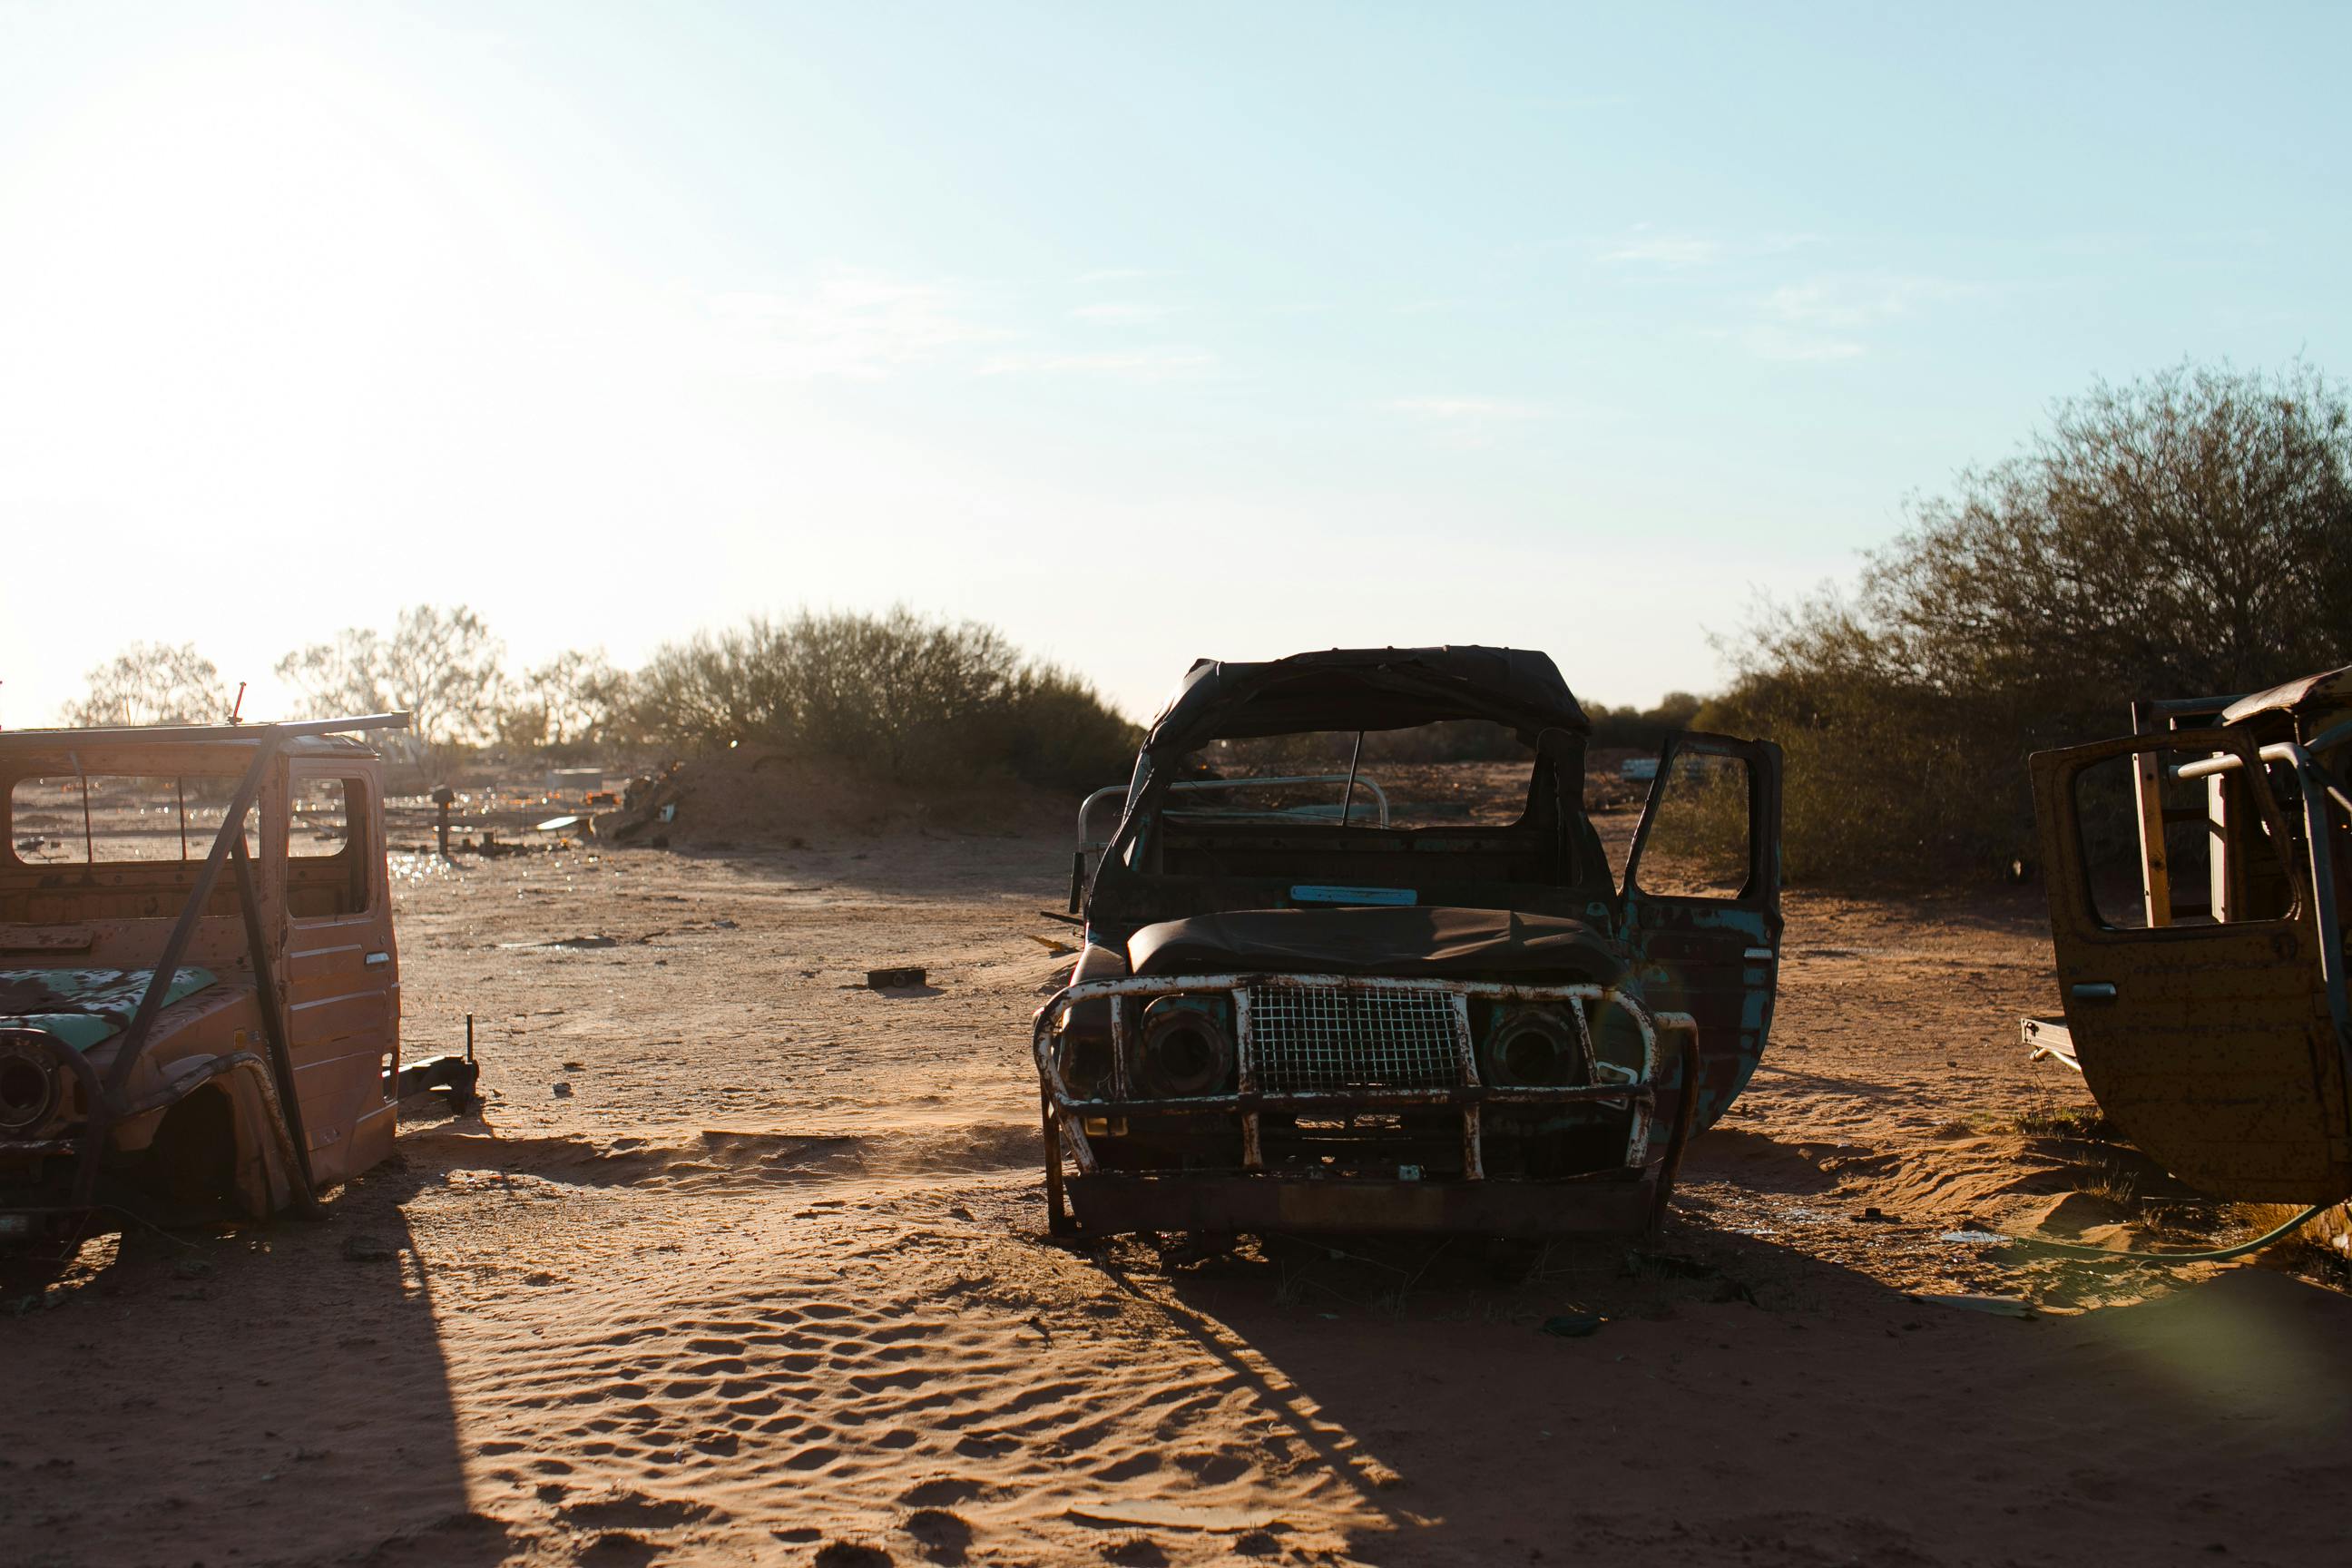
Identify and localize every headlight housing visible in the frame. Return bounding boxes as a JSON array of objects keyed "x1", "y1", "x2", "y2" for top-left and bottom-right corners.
[
  {"x1": 1051, "y1": 1007, "x2": 1114, "y2": 1099},
  {"x1": 1478, "y1": 1004, "x2": 1591, "y2": 1088},
  {"x1": 1135, "y1": 995, "x2": 1235, "y2": 1098},
  {"x1": 0, "y1": 1037, "x2": 61, "y2": 1134}
]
